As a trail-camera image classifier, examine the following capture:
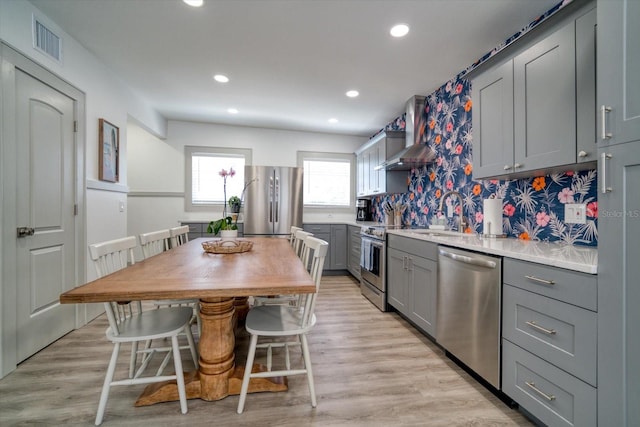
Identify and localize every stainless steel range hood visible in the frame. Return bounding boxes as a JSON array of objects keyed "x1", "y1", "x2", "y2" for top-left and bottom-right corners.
[{"x1": 382, "y1": 95, "x2": 436, "y2": 170}]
